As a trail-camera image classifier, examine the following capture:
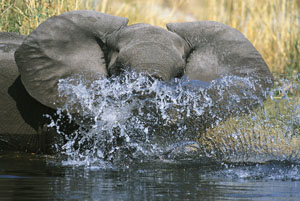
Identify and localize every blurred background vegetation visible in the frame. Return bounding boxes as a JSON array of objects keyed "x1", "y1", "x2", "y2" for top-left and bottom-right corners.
[{"x1": 0, "y1": 0, "x2": 299, "y2": 76}]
